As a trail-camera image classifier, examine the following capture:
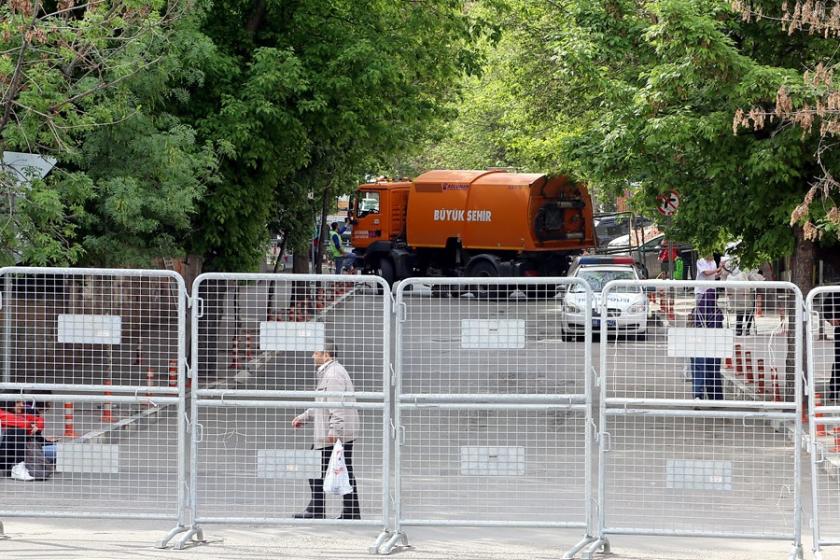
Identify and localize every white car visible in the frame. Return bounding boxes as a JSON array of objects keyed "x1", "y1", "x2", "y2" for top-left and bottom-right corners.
[{"x1": 561, "y1": 265, "x2": 648, "y2": 340}]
